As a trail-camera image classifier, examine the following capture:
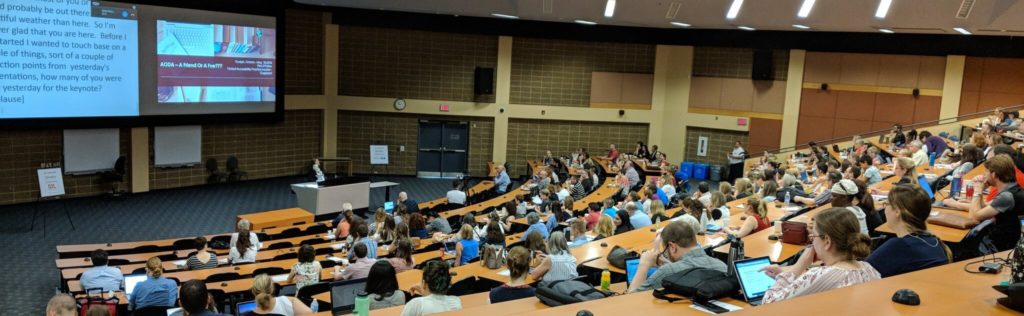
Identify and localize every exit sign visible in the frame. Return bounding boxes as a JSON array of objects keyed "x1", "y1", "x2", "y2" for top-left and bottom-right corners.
[
  {"x1": 737, "y1": 118, "x2": 747, "y2": 126},
  {"x1": 440, "y1": 104, "x2": 450, "y2": 112}
]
